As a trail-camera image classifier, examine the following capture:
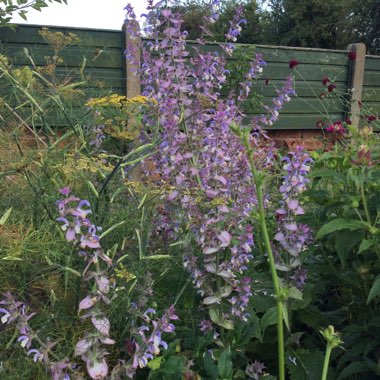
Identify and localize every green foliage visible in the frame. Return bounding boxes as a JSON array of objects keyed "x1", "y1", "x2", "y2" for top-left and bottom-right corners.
[{"x1": 0, "y1": 0, "x2": 67, "y2": 27}]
